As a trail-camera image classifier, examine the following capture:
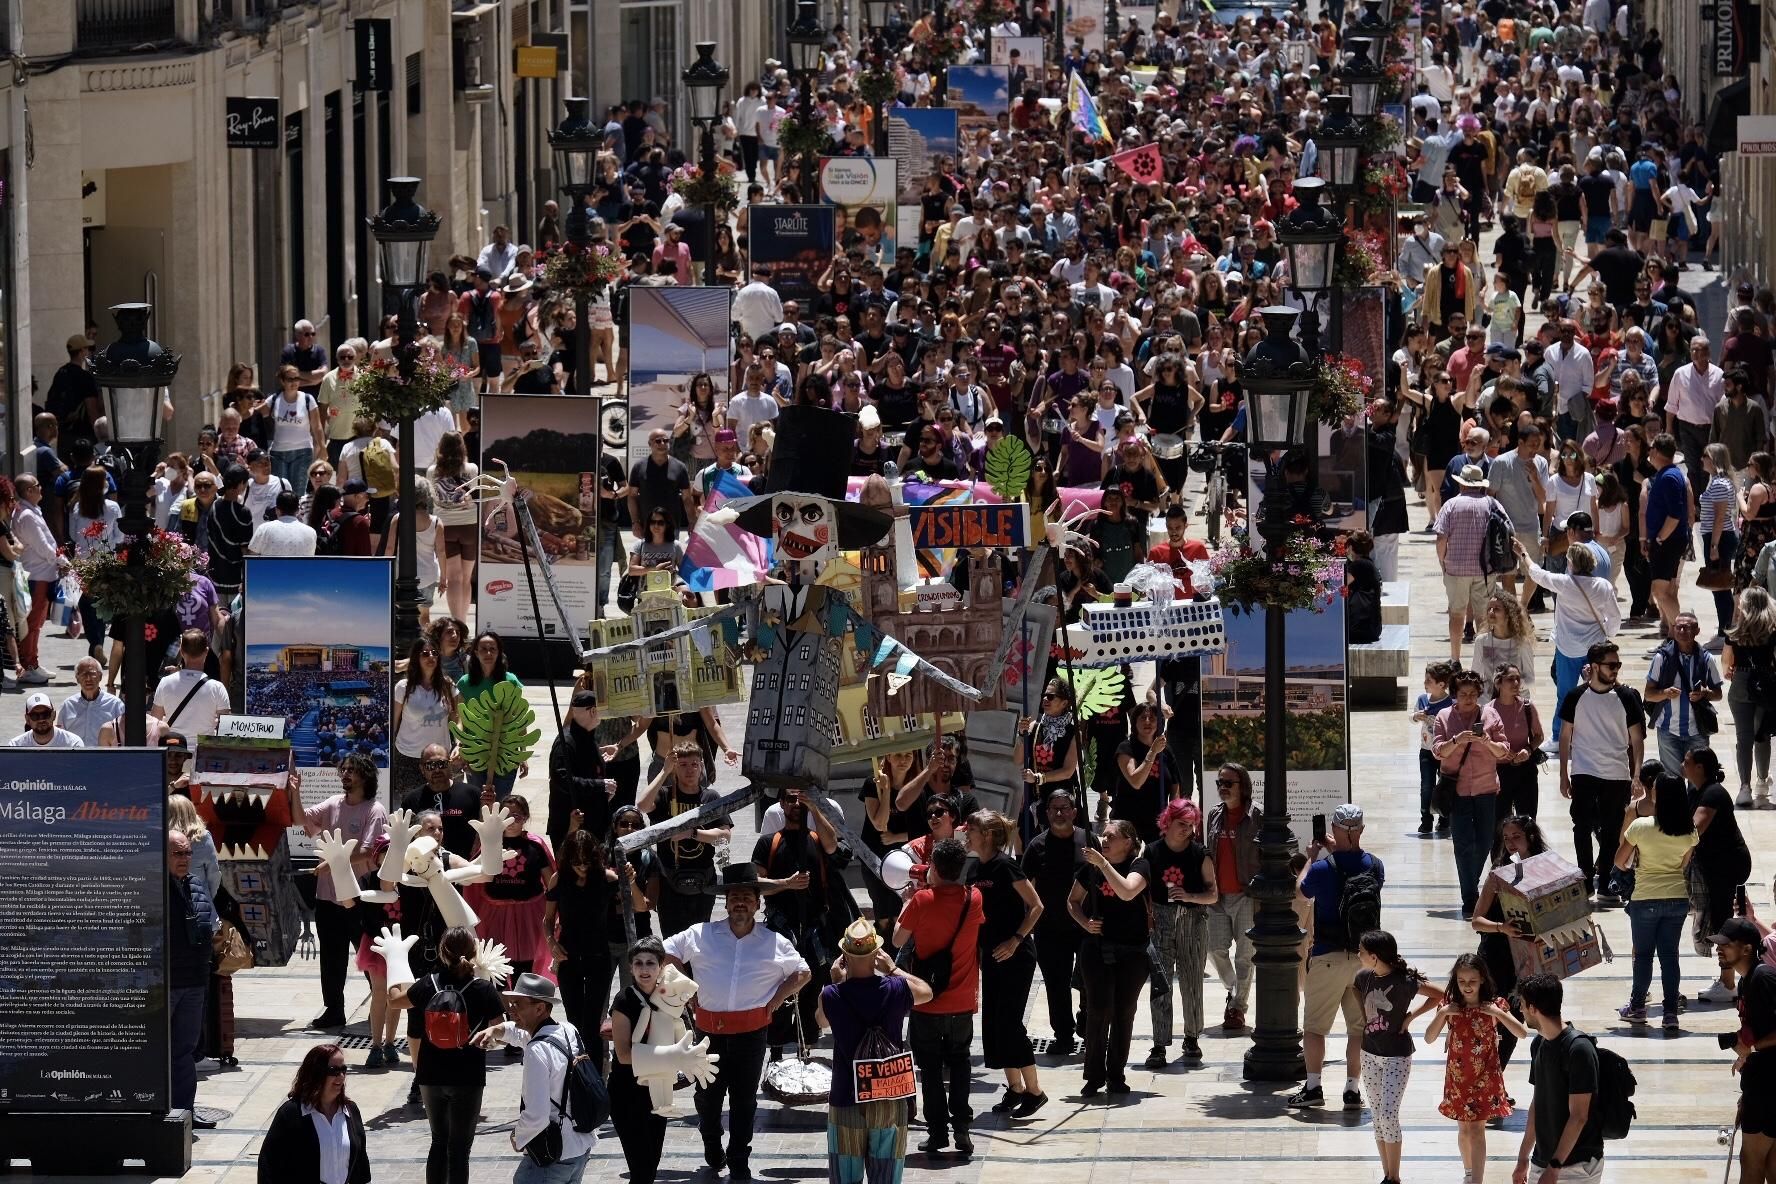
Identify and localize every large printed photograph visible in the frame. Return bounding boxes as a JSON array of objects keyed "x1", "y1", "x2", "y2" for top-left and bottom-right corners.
[
  {"x1": 887, "y1": 109, "x2": 959, "y2": 247},
  {"x1": 626, "y1": 286, "x2": 735, "y2": 470}
]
